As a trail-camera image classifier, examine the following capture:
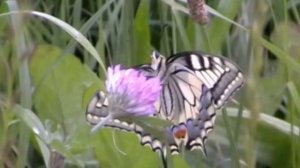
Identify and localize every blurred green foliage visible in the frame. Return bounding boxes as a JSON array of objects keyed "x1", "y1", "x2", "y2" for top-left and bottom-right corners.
[{"x1": 0, "y1": 0, "x2": 300, "y2": 167}]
